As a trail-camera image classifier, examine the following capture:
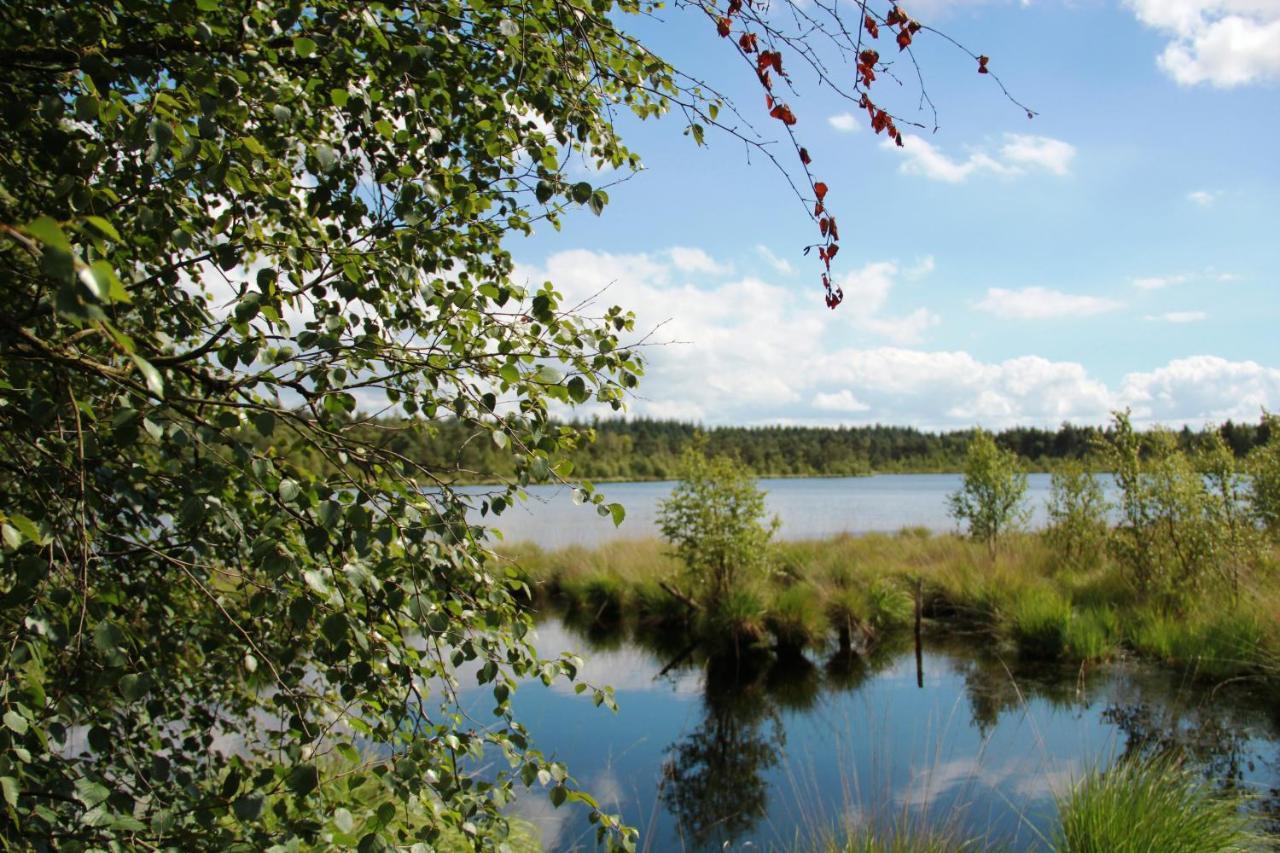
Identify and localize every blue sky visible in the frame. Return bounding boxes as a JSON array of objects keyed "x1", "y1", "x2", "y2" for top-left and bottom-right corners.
[{"x1": 510, "y1": 0, "x2": 1280, "y2": 430}]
